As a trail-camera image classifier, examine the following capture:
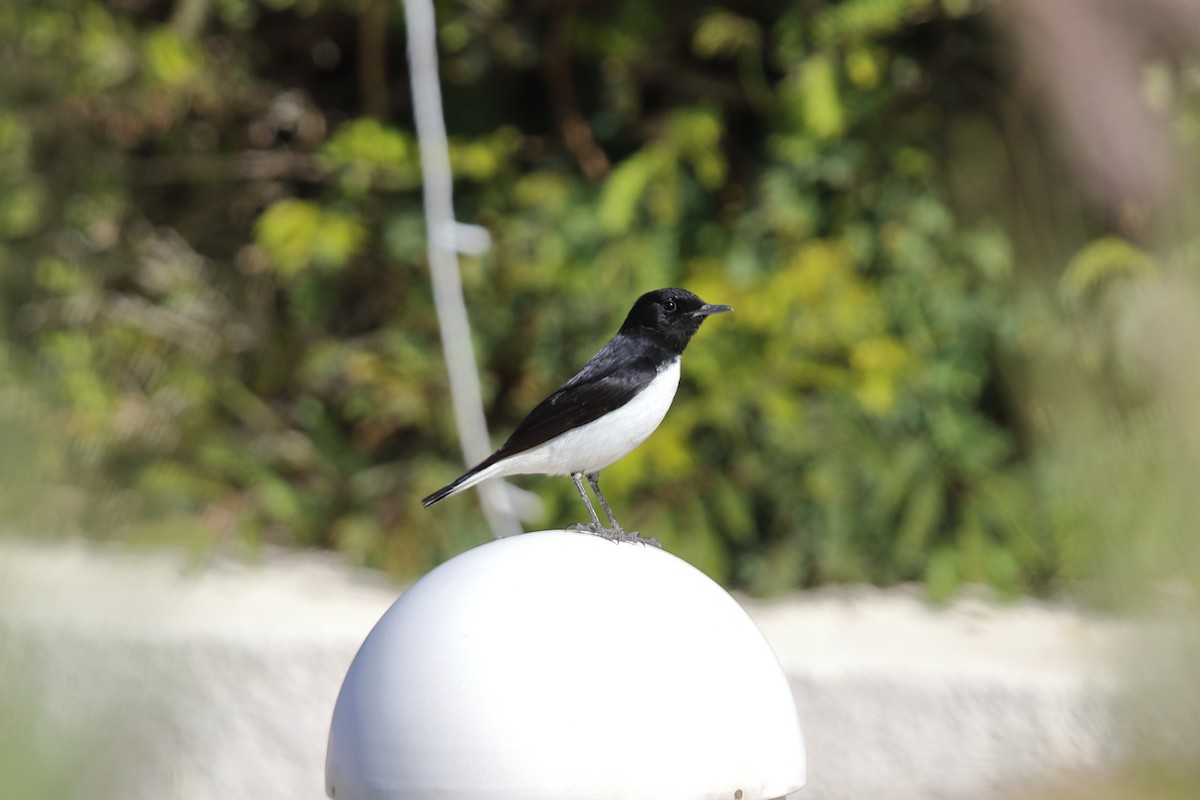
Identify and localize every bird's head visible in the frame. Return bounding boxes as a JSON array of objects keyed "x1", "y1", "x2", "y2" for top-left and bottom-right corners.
[{"x1": 620, "y1": 288, "x2": 732, "y2": 353}]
